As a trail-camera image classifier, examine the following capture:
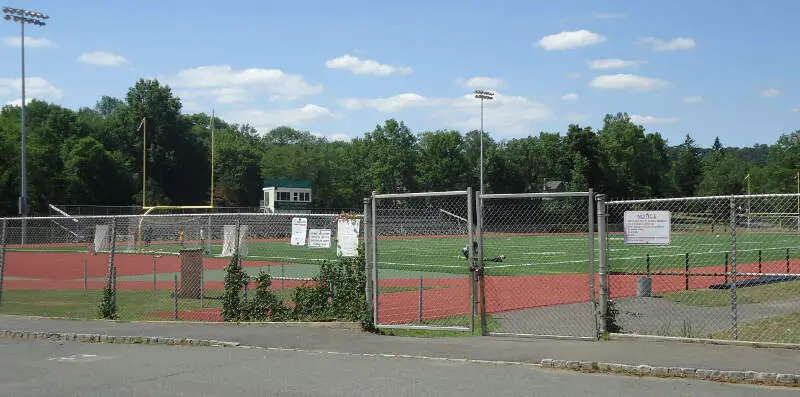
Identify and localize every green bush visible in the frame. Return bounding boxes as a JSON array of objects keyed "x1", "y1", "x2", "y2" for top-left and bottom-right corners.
[
  {"x1": 218, "y1": 228, "x2": 373, "y2": 330},
  {"x1": 221, "y1": 253, "x2": 248, "y2": 322},
  {"x1": 98, "y1": 284, "x2": 117, "y2": 320},
  {"x1": 243, "y1": 271, "x2": 290, "y2": 321}
]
